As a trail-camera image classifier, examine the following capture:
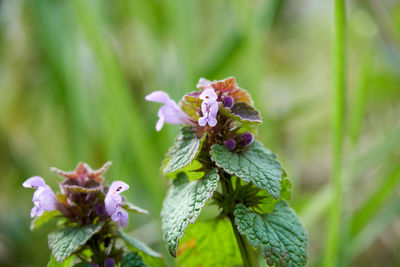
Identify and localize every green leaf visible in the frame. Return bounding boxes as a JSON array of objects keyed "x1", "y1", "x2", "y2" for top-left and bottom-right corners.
[
  {"x1": 163, "y1": 127, "x2": 206, "y2": 175},
  {"x1": 234, "y1": 202, "x2": 308, "y2": 267},
  {"x1": 122, "y1": 202, "x2": 149, "y2": 214},
  {"x1": 211, "y1": 140, "x2": 283, "y2": 199},
  {"x1": 118, "y1": 229, "x2": 161, "y2": 258},
  {"x1": 165, "y1": 160, "x2": 204, "y2": 180},
  {"x1": 257, "y1": 174, "x2": 292, "y2": 214},
  {"x1": 31, "y1": 210, "x2": 61, "y2": 231},
  {"x1": 118, "y1": 230, "x2": 166, "y2": 267},
  {"x1": 177, "y1": 219, "x2": 241, "y2": 267},
  {"x1": 48, "y1": 223, "x2": 104, "y2": 263},
  {"x1": 220, "y1": 102, "x2": 262, "y2": 124},
  {"x1": 161, "y1": 169, "x2": 220, "y2": 256},
  {"x1": 121, "y1": 252, "x2": 147, "y2": 267},
  {"x1": 47, "y1": 255, "x2": 74, "y2": 267}
]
